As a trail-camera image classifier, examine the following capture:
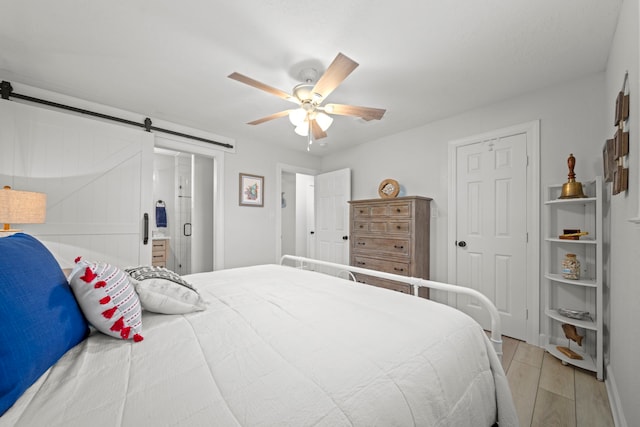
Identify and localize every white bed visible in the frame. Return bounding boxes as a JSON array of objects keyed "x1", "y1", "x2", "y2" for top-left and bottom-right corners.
[{"x1": 1, "y1": 258, "x2": 517, "y2": 427}]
